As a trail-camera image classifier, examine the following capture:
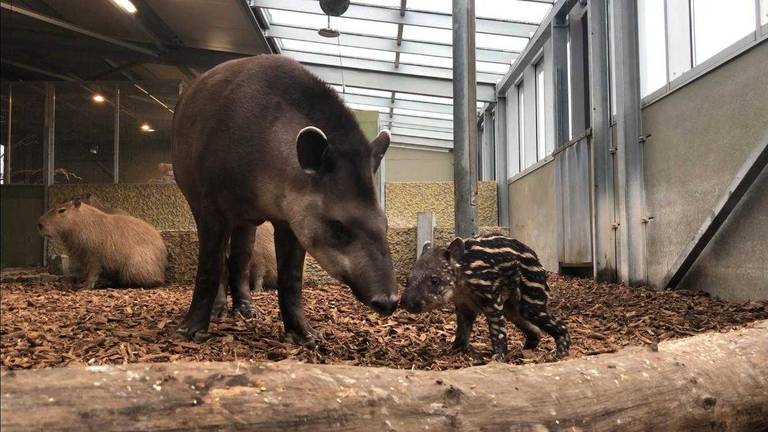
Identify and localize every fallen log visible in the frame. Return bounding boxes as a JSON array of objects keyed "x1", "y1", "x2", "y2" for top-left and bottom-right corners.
[{"x1": 2, "y1": 321, "x2": 767, "y2": 432}]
